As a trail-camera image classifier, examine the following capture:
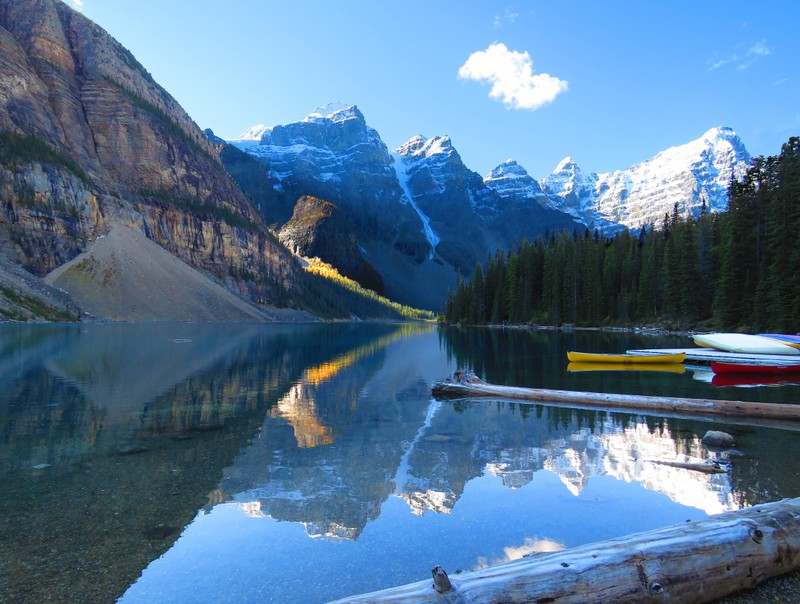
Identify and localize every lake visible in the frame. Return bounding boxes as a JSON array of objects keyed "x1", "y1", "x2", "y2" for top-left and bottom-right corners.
[{"x1": 2, "y1": 322, "x2": 800, "y2": 603}]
